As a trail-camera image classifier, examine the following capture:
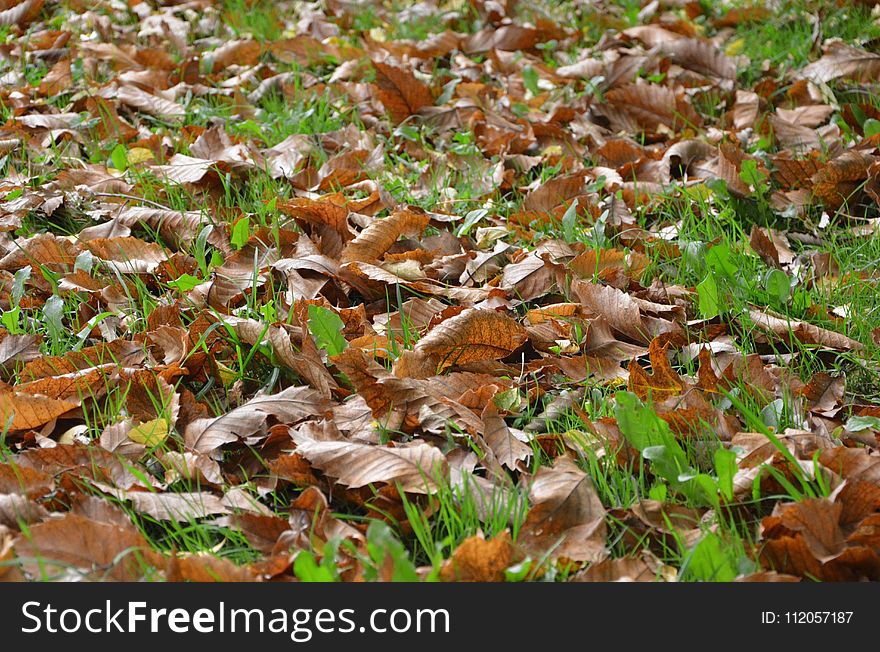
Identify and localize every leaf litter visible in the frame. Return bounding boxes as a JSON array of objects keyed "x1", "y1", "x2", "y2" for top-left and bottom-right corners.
[{"x1": 0, "y1": 0, "x2": 879, "y2": 582}]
